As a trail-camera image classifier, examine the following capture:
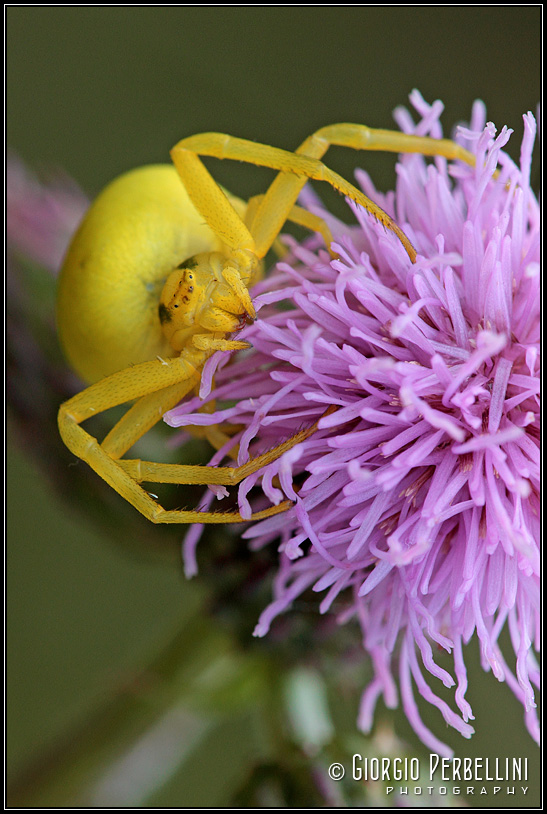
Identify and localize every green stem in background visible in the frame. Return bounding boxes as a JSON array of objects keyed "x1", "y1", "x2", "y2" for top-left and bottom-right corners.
[{"x1": 7, "y1": 615, "x2": 273, "y2": 808}]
